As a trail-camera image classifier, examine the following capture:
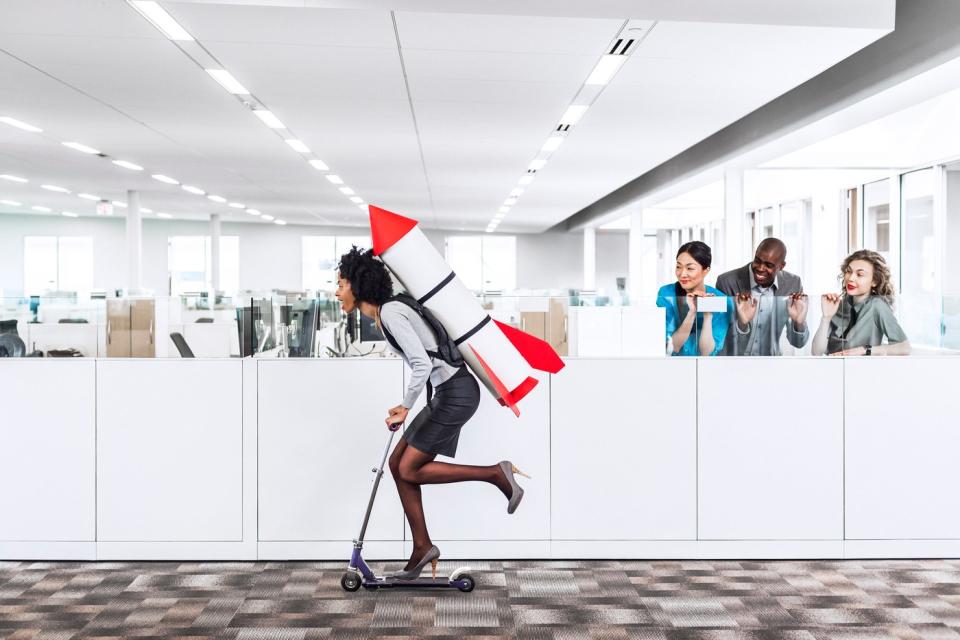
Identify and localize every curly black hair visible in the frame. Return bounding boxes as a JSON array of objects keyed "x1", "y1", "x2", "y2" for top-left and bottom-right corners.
[{"x1": 337, "y1": 246, "x2": 394, "y2": 306}]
